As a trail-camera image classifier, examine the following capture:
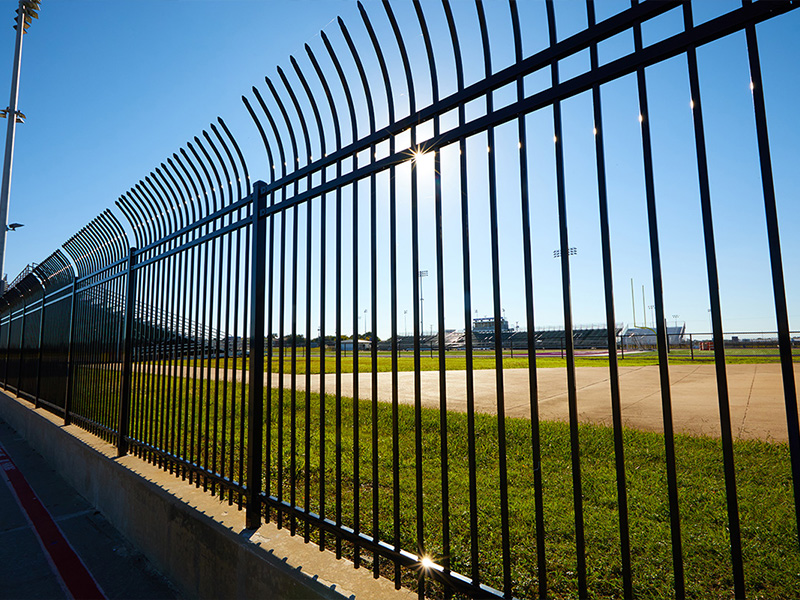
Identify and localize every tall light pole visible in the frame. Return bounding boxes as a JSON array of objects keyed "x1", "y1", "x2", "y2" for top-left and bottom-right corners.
[
  {"x1": 0, "y1": 0, "x2": 40, "y2": 289},
  {"x1": 419, "y1": 270, "x2": 428, "y2": 335}
]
